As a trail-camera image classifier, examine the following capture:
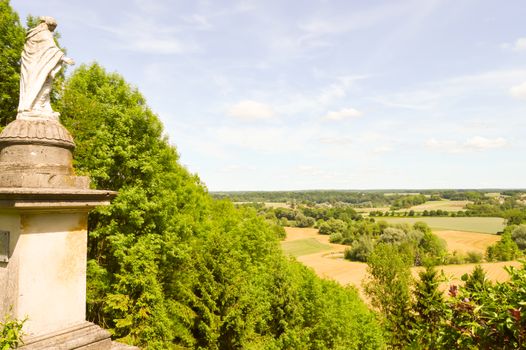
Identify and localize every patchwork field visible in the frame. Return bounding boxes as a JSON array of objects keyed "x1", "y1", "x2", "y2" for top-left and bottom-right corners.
[
  {"x1": 408, "y1": 200, "x2": 471, "y2": 212},
  {"x1": 281, "y1": 226, "x2": 519, "y2": 295},
  {"x1": 281, "y1": 238, "x2": 333, "y2": 257},
  {"x1": 434, "y1": 230, "x2": 500, "y2": 253},
  {"x1": 379, "y1": 217, "x2": 505, "y2": 234}
]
